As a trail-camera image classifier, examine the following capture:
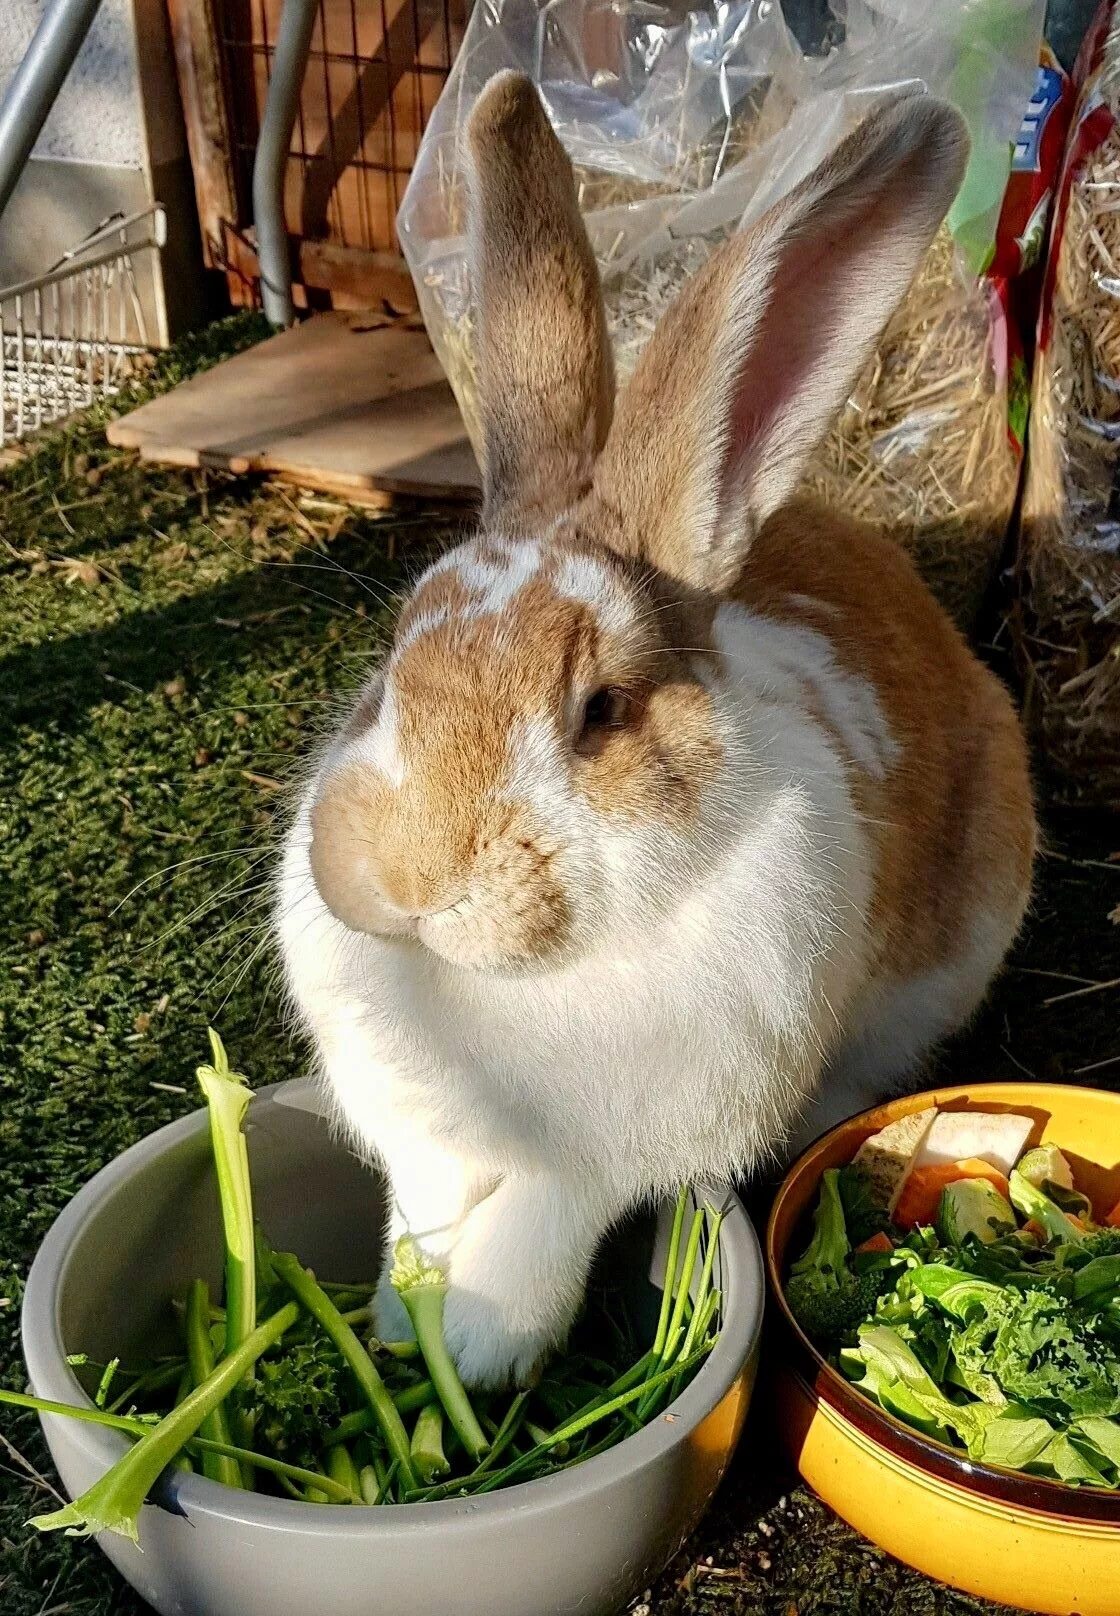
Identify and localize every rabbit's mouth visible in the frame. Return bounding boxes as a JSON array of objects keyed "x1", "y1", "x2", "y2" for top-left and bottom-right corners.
[{"x1": 413, "y1": 879, "x2": 573, "y2": 972}]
